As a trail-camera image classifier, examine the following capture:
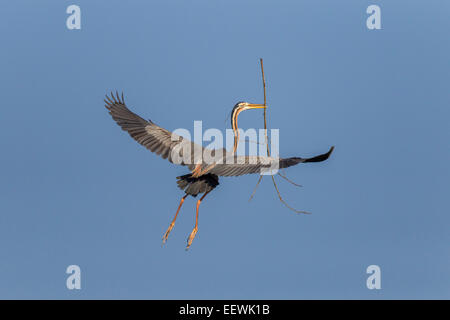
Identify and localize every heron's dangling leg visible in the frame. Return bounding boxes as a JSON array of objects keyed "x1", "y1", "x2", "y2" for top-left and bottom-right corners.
[
  {"x1": 186, "y1": 190, "x2": 211, "y2": 250},
  {"x1": 162, "y1": 194, "x2": 188, "y2": 244}
]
